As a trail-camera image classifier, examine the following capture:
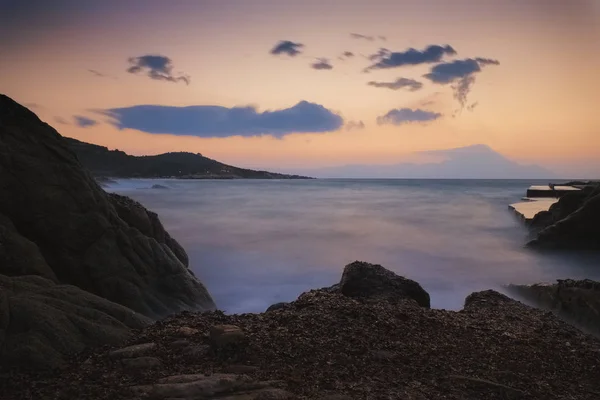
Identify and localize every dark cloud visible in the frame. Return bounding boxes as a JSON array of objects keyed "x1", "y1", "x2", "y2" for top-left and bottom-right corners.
[
  {"x1": 74, "y1": 115, "x2": 98, "y2": 128},
  {"x1": 367, "y1": 77, "x2": 423, "y2": 91},
  {"x1": 342, "y1": 51, "x2": 354, "y2": 58},
  {"x1": 101, "y1": 101, "x2": 343, "y2": 138},
  {"x1": 54, "y1": 116, "x2": 69, "y2": 125},
  {"x1": 127, "y1": 55, "x2": 190, "y2": 85},
  {"x1": 311, "y1": 58, "x2": 333, "y2": 70},
  {"x1": 366, "y1": 45, "x2": 457, "y2": 71},
  {"x1": 345, "y1": 120, "x2": 365, "y2": 130},
  {"x1": 376, "y1": 108, "x2": 442, "y2": 126},
  {"x1": 270, "y1": 40, "x2": 304, "y2": 57},
  {"x1": 423, "y1": 58, "x2": 499, "y2": 108}
]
